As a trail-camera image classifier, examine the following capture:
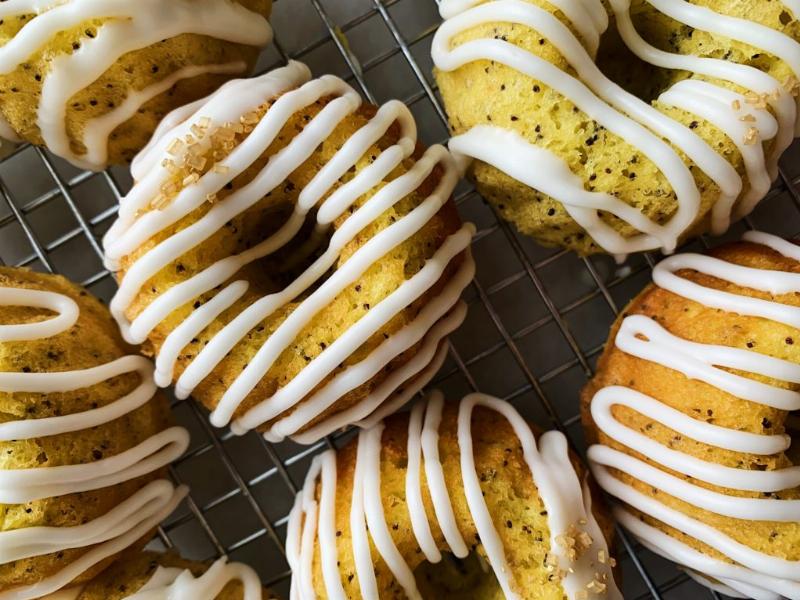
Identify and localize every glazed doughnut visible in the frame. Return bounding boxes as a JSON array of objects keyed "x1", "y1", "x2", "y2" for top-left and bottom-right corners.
[
  {"x1": 0, "y1": 0, "x2": 272, "y2": 170},
  {"x1": 102, "y1": 61, "x2": 475, "y2": 445},
  {"x1": 0, "y1": 268, "x2": 189, "y2": 600},
  {"x1": 52, "y1": 551, "x2": 275, "y2": 600},
  {"x1": 287, "y1": 391, "x2": 620, "y2": 599},
  {"x1": 432, "y1": 0, "x2": 800, "y2": 256},
  {"x1": 582, "y1": 231, "x2": 800, "y2": 597}
]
